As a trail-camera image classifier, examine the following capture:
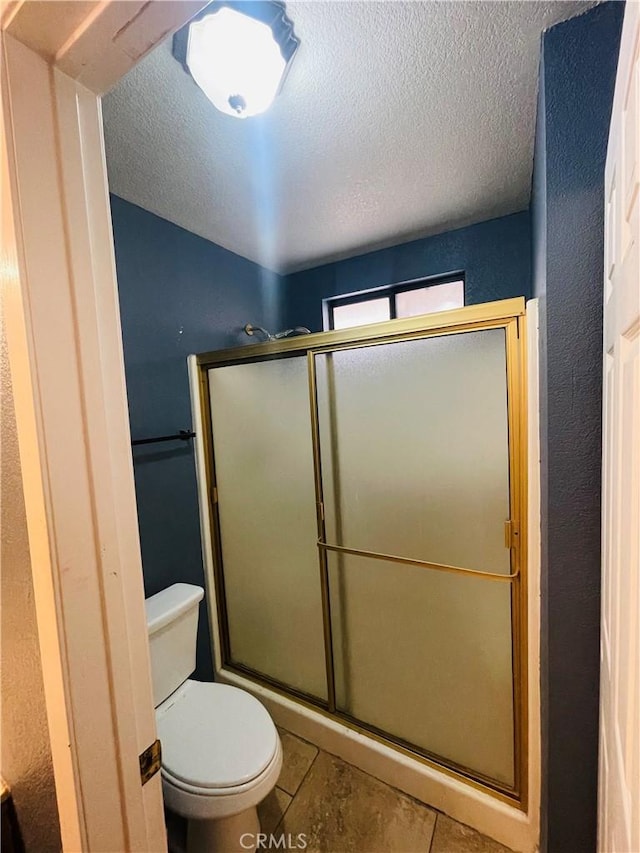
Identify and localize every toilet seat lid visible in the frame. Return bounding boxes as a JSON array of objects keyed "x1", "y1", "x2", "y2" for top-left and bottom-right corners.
[{"x1": 157, "y1": 681, "x2": 278, "y2": 790}]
